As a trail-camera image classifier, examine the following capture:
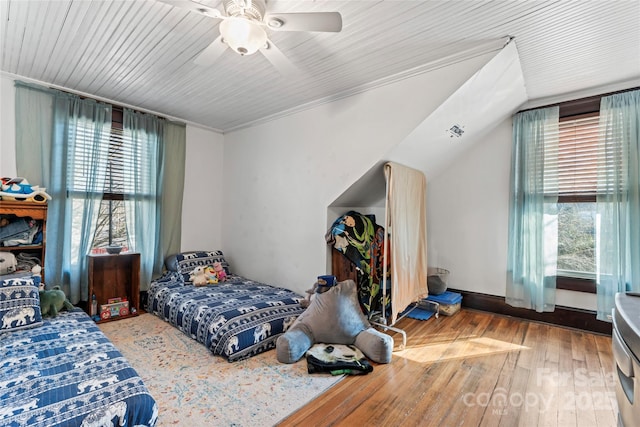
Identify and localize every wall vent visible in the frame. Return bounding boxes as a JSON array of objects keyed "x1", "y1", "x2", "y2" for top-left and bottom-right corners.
[{"x1": 447, "y1": 124, "x2": 465, "y2": 138}]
